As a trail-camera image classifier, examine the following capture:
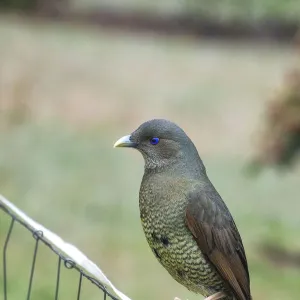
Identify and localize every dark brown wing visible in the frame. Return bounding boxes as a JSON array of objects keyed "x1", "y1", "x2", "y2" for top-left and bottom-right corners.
[{"x1": 185, "y1": 187, "x2": 251, "y2": 300}]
